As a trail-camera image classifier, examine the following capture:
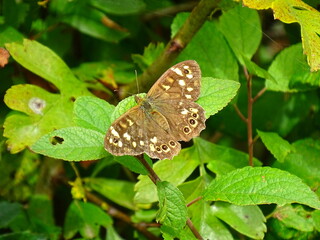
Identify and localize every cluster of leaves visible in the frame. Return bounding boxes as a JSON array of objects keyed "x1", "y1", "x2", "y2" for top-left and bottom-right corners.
[{"x1": 1, "y1": 0, "x2": 320, "y2": 239}]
